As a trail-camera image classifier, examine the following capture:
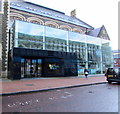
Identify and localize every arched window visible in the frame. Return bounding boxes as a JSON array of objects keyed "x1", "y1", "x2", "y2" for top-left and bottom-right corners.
[
  {"x1": 45, "y1": 21, "x2": 59, "y2": 28},
  {"x1": 10, "y1": 13, "x2": 26, "y2": 21},
  {"x1": 72, "y1": 28, "x2": 84, "y2": 33},
  {"x1": 60, "y1": 25, "x2": 72, "y2": 31},
  {"x1": 27, "y1": 17, "x2": 44, "y2": 25}
]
